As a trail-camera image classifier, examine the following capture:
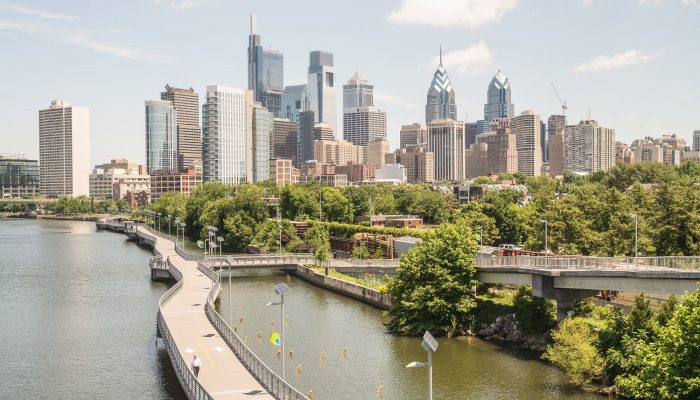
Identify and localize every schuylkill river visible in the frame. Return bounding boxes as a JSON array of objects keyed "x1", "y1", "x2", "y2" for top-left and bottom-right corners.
[{"x1": 1, "y1": 219, "x2": 598, "y2": 400}]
